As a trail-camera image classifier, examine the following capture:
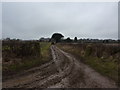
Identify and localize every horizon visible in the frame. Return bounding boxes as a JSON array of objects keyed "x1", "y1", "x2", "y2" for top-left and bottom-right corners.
[{"x1": 2, "y1": 36, "x2": 119, "y2": 40}]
